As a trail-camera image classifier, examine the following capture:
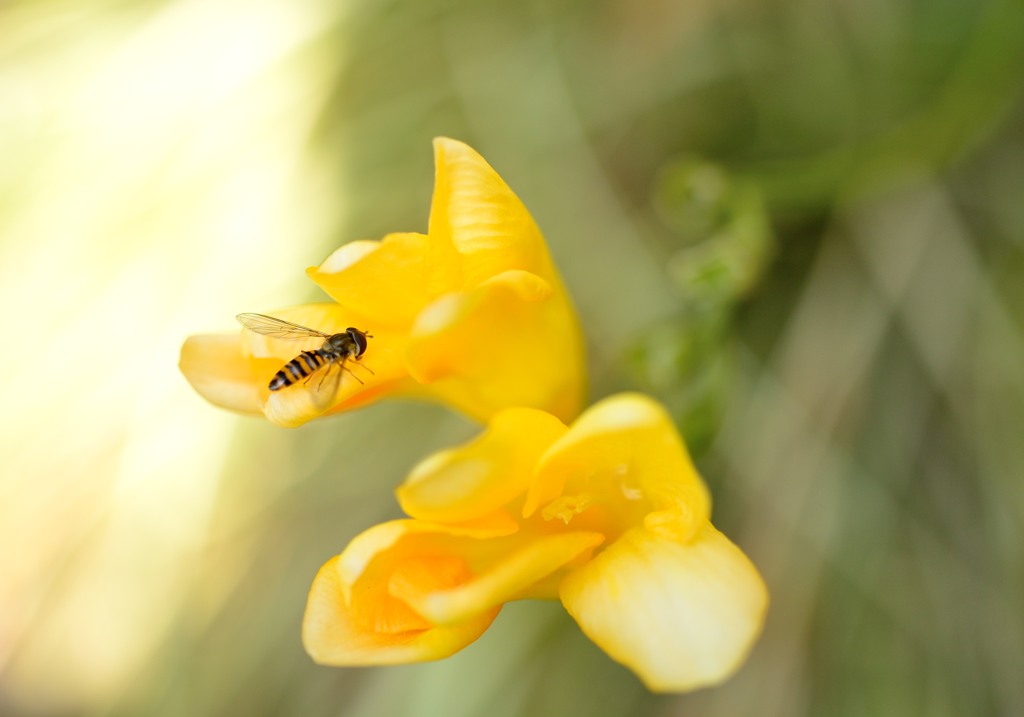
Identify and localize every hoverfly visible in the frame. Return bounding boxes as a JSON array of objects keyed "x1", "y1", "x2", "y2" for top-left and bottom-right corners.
[{"x1": 236, "y1": 313, "x2": 373, "y2": 407}]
